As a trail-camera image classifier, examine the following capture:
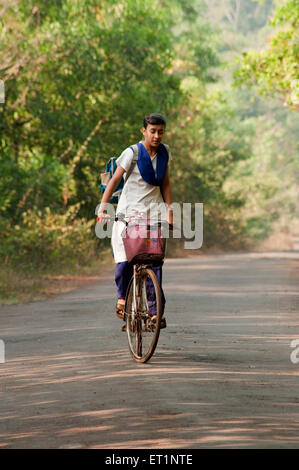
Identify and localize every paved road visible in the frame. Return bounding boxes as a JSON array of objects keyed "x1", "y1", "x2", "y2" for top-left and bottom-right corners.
[{"x1": 0, "y1": 251, "x2": 299, "y2": 449}]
